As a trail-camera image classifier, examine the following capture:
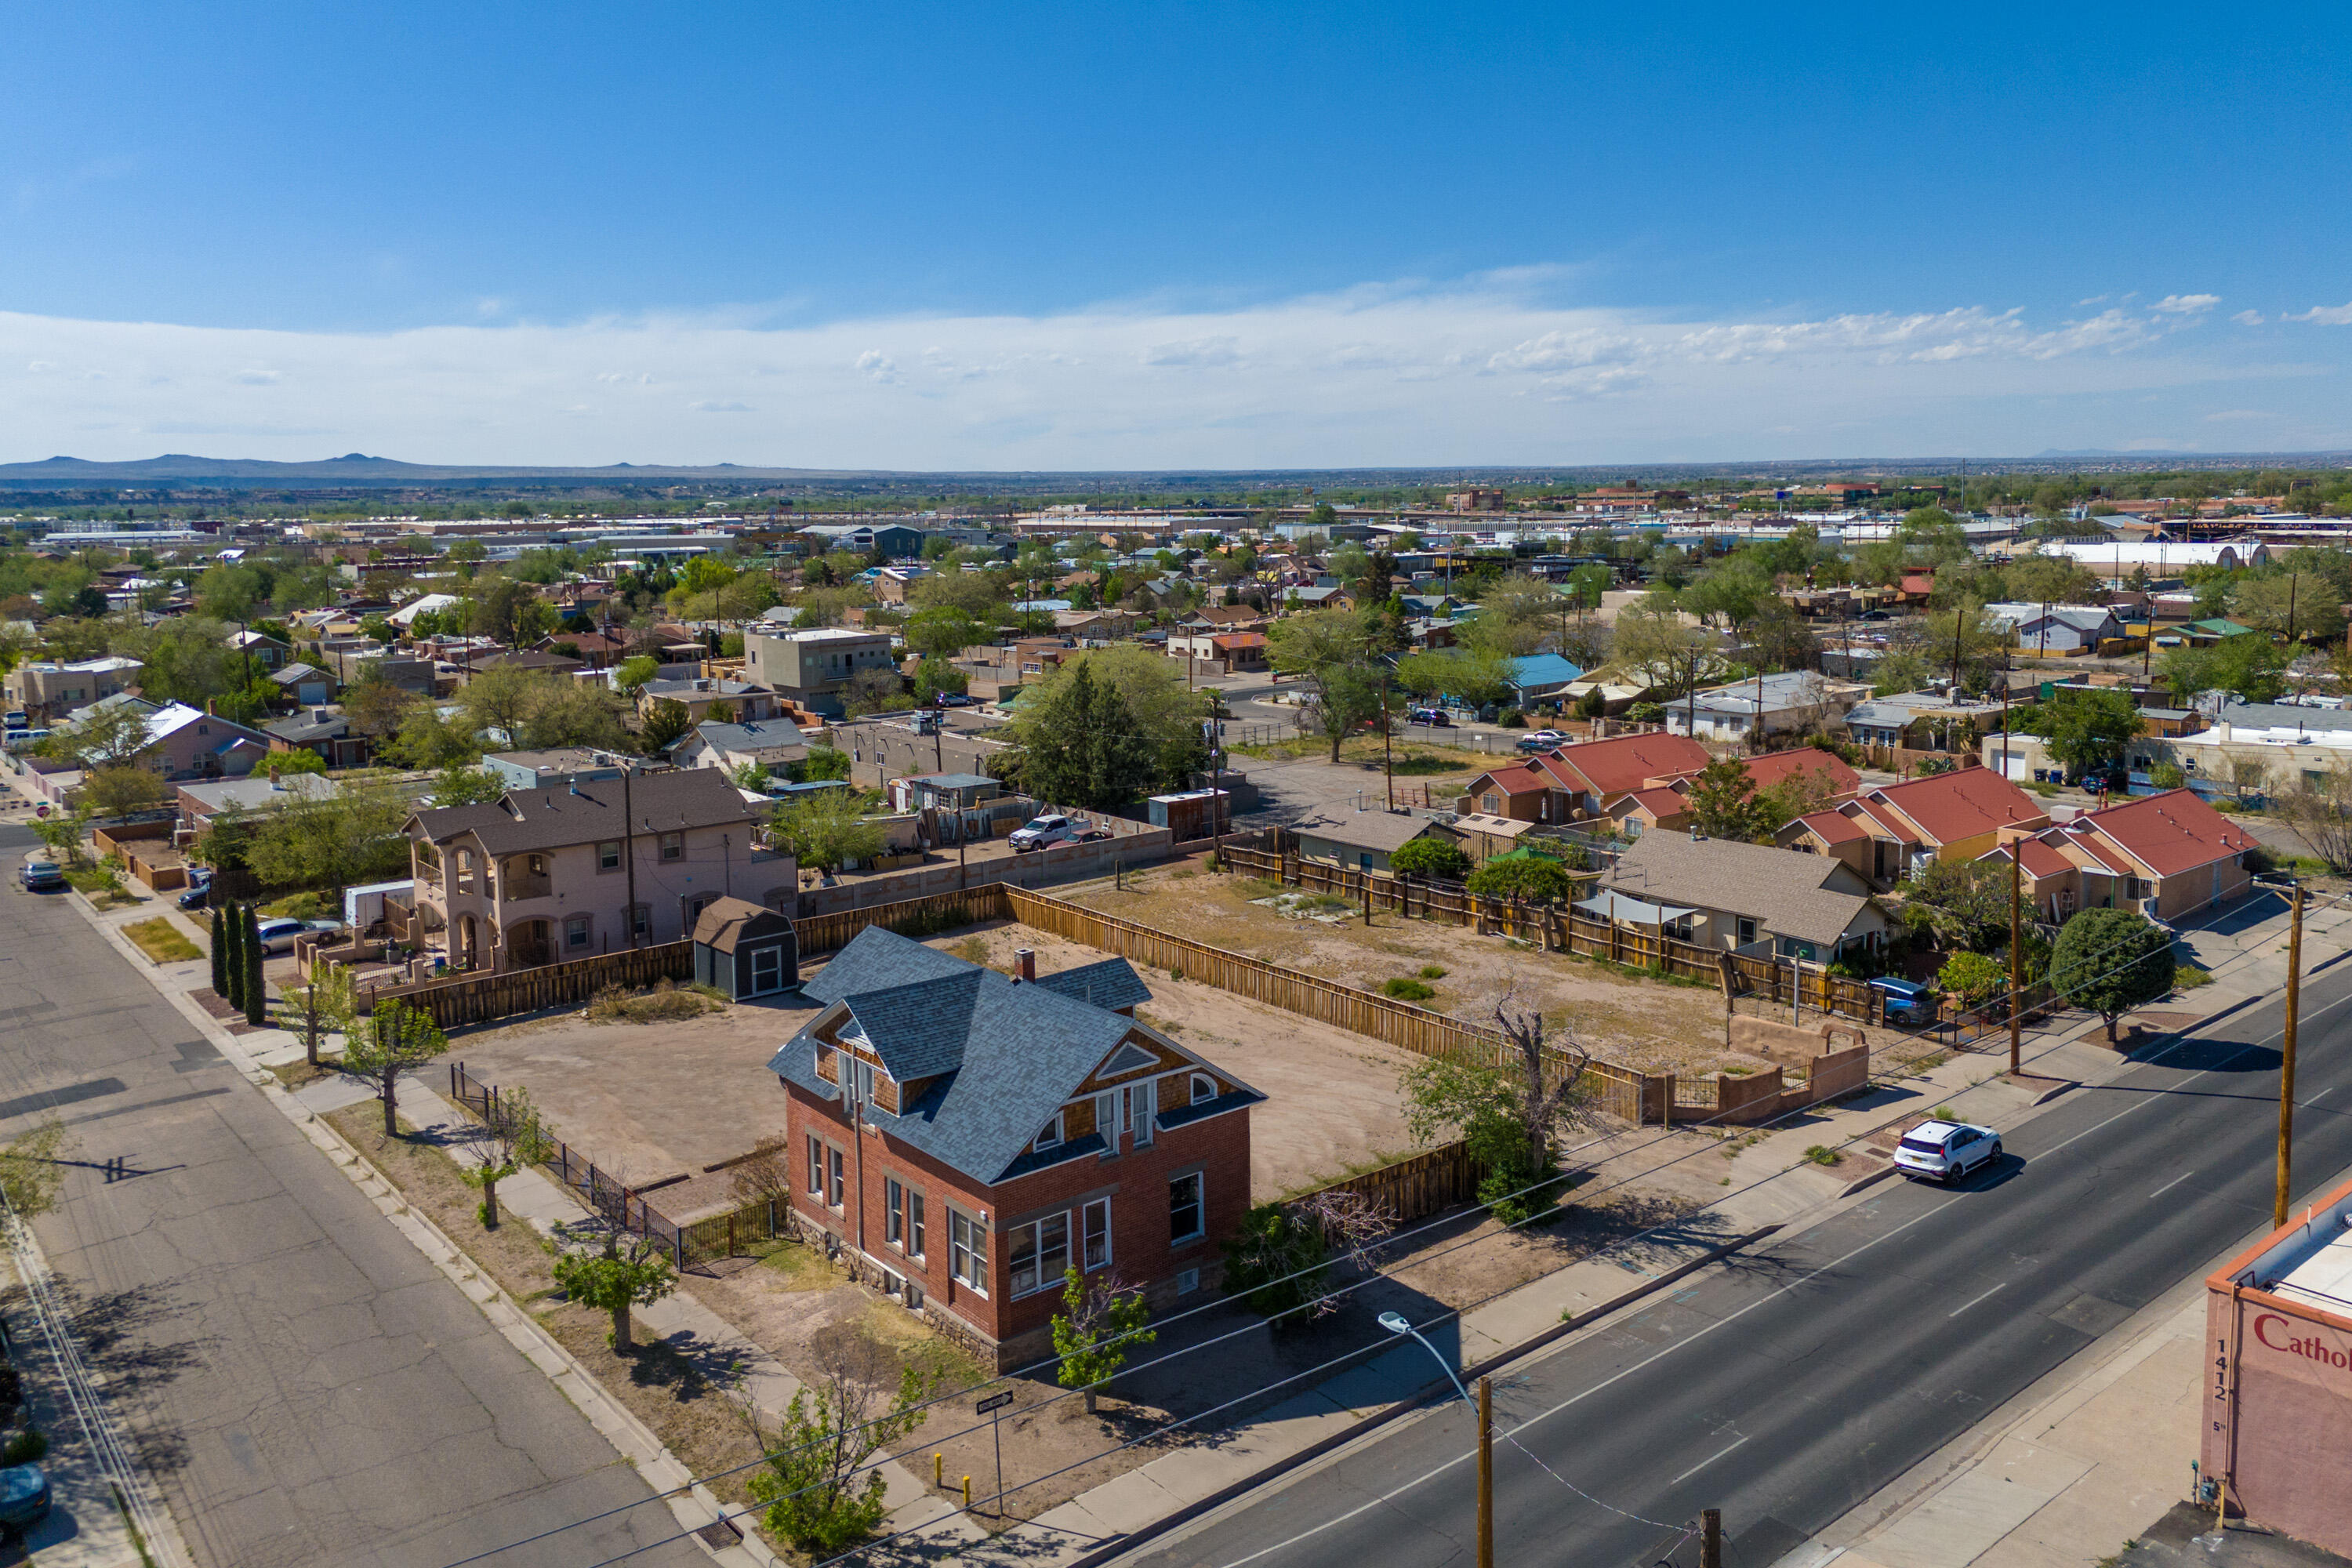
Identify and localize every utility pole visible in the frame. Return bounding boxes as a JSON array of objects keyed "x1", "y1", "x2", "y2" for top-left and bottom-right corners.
[
  {"x1": 1477, "y1": 1377, "x2": 1494, "y2": 1568},
  {"x1": 1700, "y1": 1507, "x2": 1722, "y2": 1568},
  {"x1": 2276, "y1": 881, "x2": 2305, "y2": 1229},
  {"x1": 2009, "y1": 848, "x2": 2023, "y2": 1075}
]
